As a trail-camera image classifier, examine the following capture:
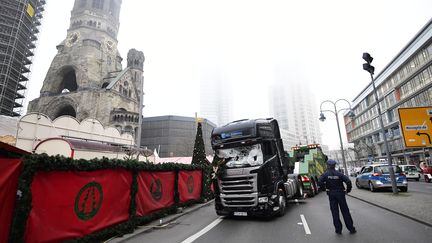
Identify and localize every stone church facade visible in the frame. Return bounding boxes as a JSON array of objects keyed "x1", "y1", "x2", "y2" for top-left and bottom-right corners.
[{"x1": 28, "y1": 0, "x2": 144, "y2": 137}]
